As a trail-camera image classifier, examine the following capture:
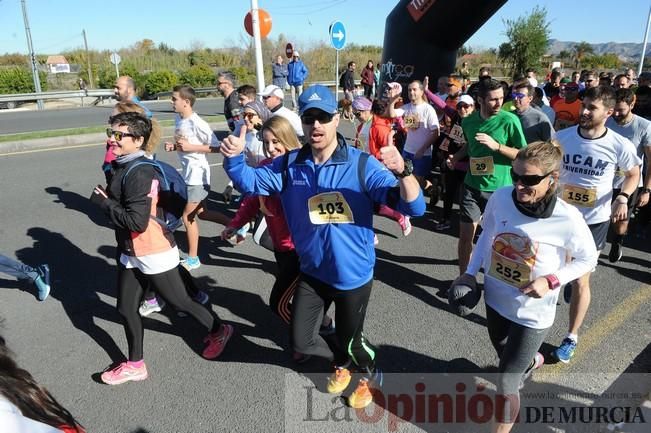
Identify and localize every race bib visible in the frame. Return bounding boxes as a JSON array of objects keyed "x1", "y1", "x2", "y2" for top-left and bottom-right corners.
[
  {"x1": 439, "y1": 138, "x2": 450, "y2": 152},
  {"x1": 469, "y1": 156, "x2": 495, "y2": 175},
  {"x1": 448, "y1": 124, "x2": 465, "y2": 143},
  {"x1": 562, "y1": 184, "x2": 597, "y2": 207},
  {"x1": 404, "y1": 113, "x2": 420, "y2": 129},
  {"x1": 614, "y1": 167, "x2": 625, "y2": 177},
  {"x1": 308, "y1": 192, "x2": 354, "y2": 225},
  {"x1": 489, "y1": 251, "x2": 532, "y2": 287}
]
